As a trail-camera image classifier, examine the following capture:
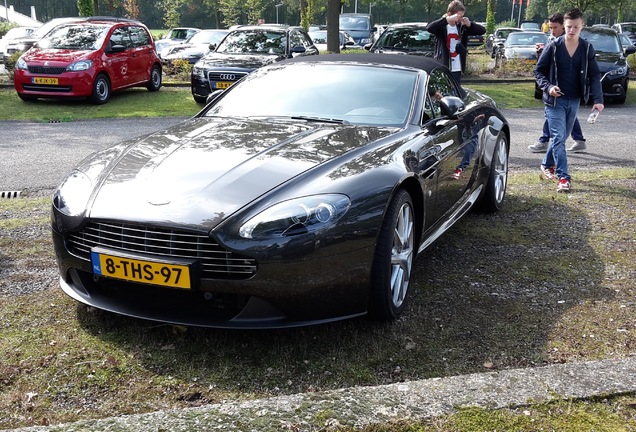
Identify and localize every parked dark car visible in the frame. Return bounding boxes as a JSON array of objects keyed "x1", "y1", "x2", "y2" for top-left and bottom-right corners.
[
  {"x1": 52, "y1": 53, "x2": 510, "y2": 329},
  {"x1": 484, "y1": 27, "x2": 522, "y2": 58},
  {"x1": 495, "y1": 31, "x2": 547, "y2": 66},
  {"x1": 13, "y1": 17, "x2": 162, "y2": 104},
  {"x1": 191, "y1": 24, "x2": 318, "y2": 103},
  {"x1": 160, "y1": 29, "x2": 229, "y2": 64},
  {"x1": 365, "y1": 22, "x2": 434, "y2": 56},
  {"x1": 467, "y1": 22, "x2": 486, "y2": 46},
  {"x1": 580, "y1": 26, "x2": 635, "y2": 104}
]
